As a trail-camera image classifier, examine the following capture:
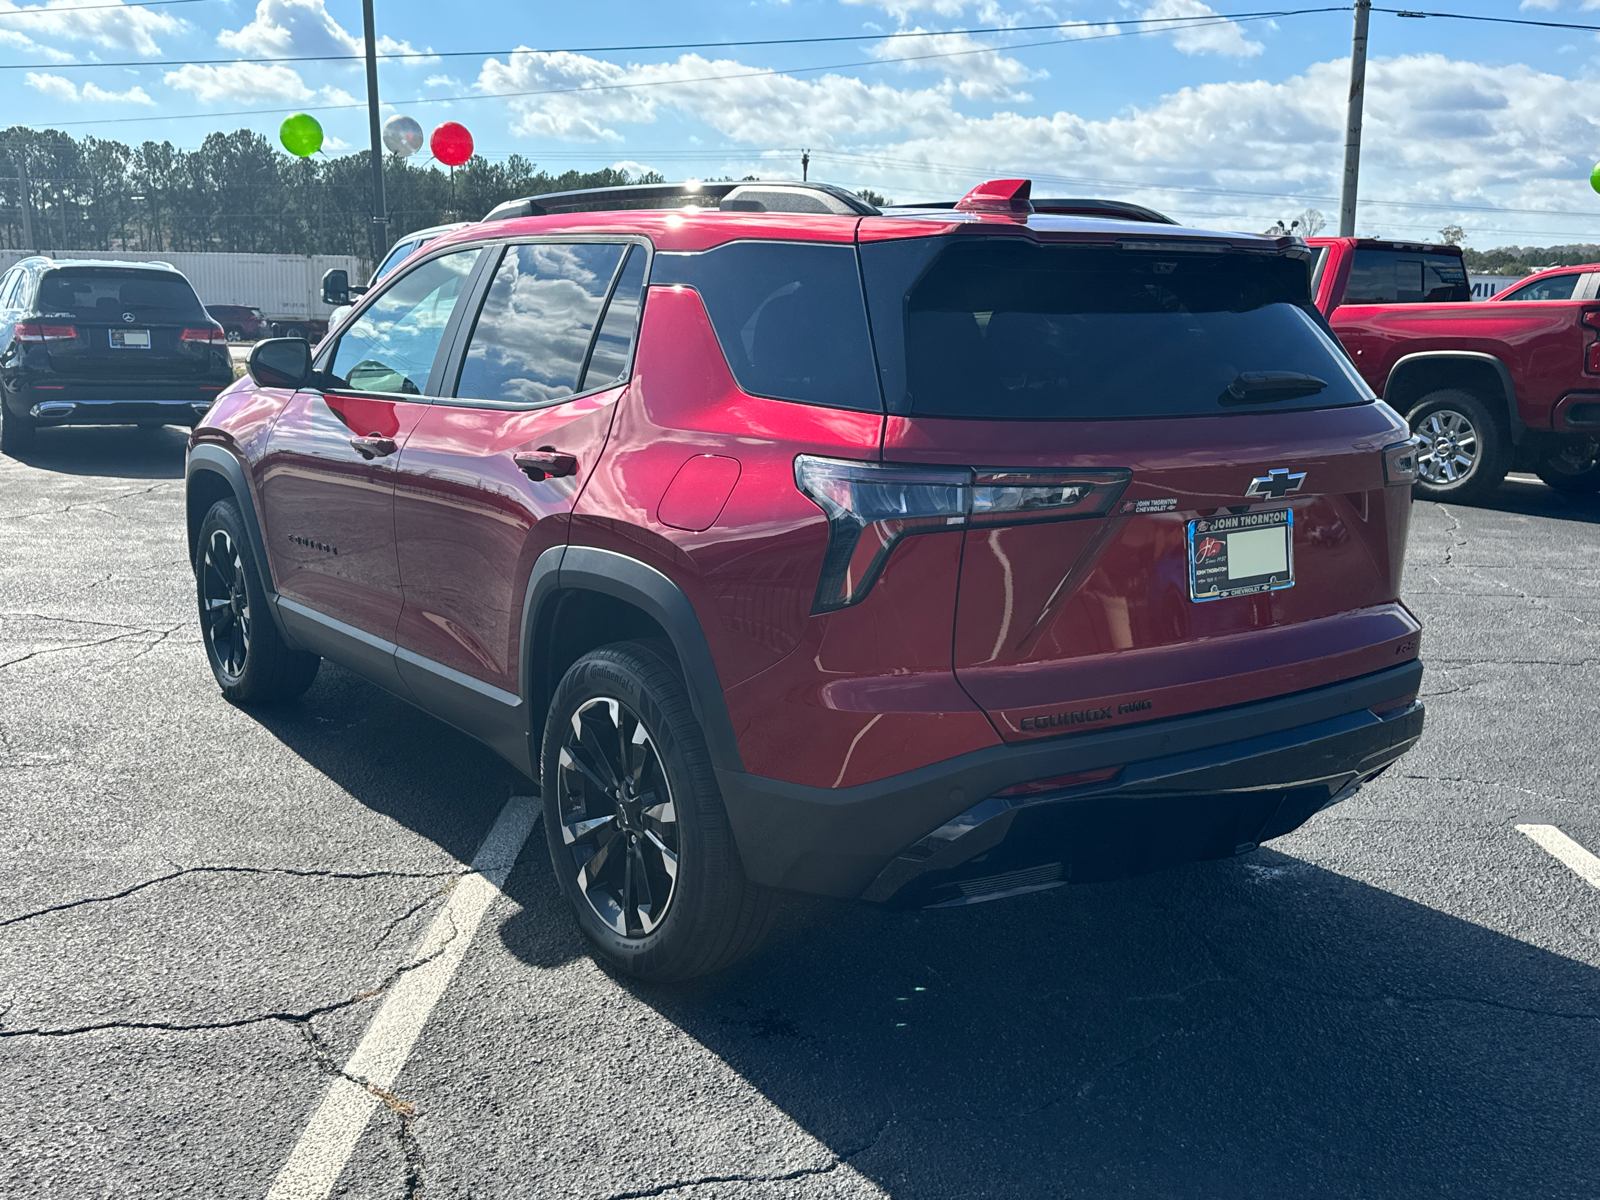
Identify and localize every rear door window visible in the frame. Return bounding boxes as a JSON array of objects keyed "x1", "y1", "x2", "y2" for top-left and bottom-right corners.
[
  {"x1": 326, "y1": 248, "x2": 480, "y2": 395},
  {"x1": 453, "y1": 241, "x2": 628, "y2": 404},
  {"x1": 579, "y1": 245, "x2": 648, "y2": 391},
  {"x1": 1343, "y1": 248, "x2": 1470, "y2": 303},
  {"x1": 37, "y1": 269, "x2": 205, "y2": 321},
  {"x1": 651, "y1": 241, "x2": 880, "y2": 411},
  {"x1": 1500, "y1": 272, "x2": 1580, "y2": 301},
  {"x1": 861, "y1": 236, "x2": 1367, "y2": 420}
]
